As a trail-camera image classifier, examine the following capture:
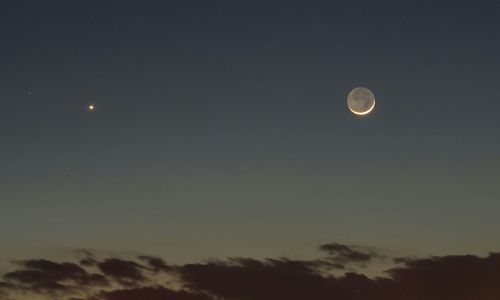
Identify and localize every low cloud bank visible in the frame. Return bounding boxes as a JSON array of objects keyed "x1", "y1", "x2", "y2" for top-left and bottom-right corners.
[{"x1": 2, "y1": 243, "x2": 500, "y2": 300}]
